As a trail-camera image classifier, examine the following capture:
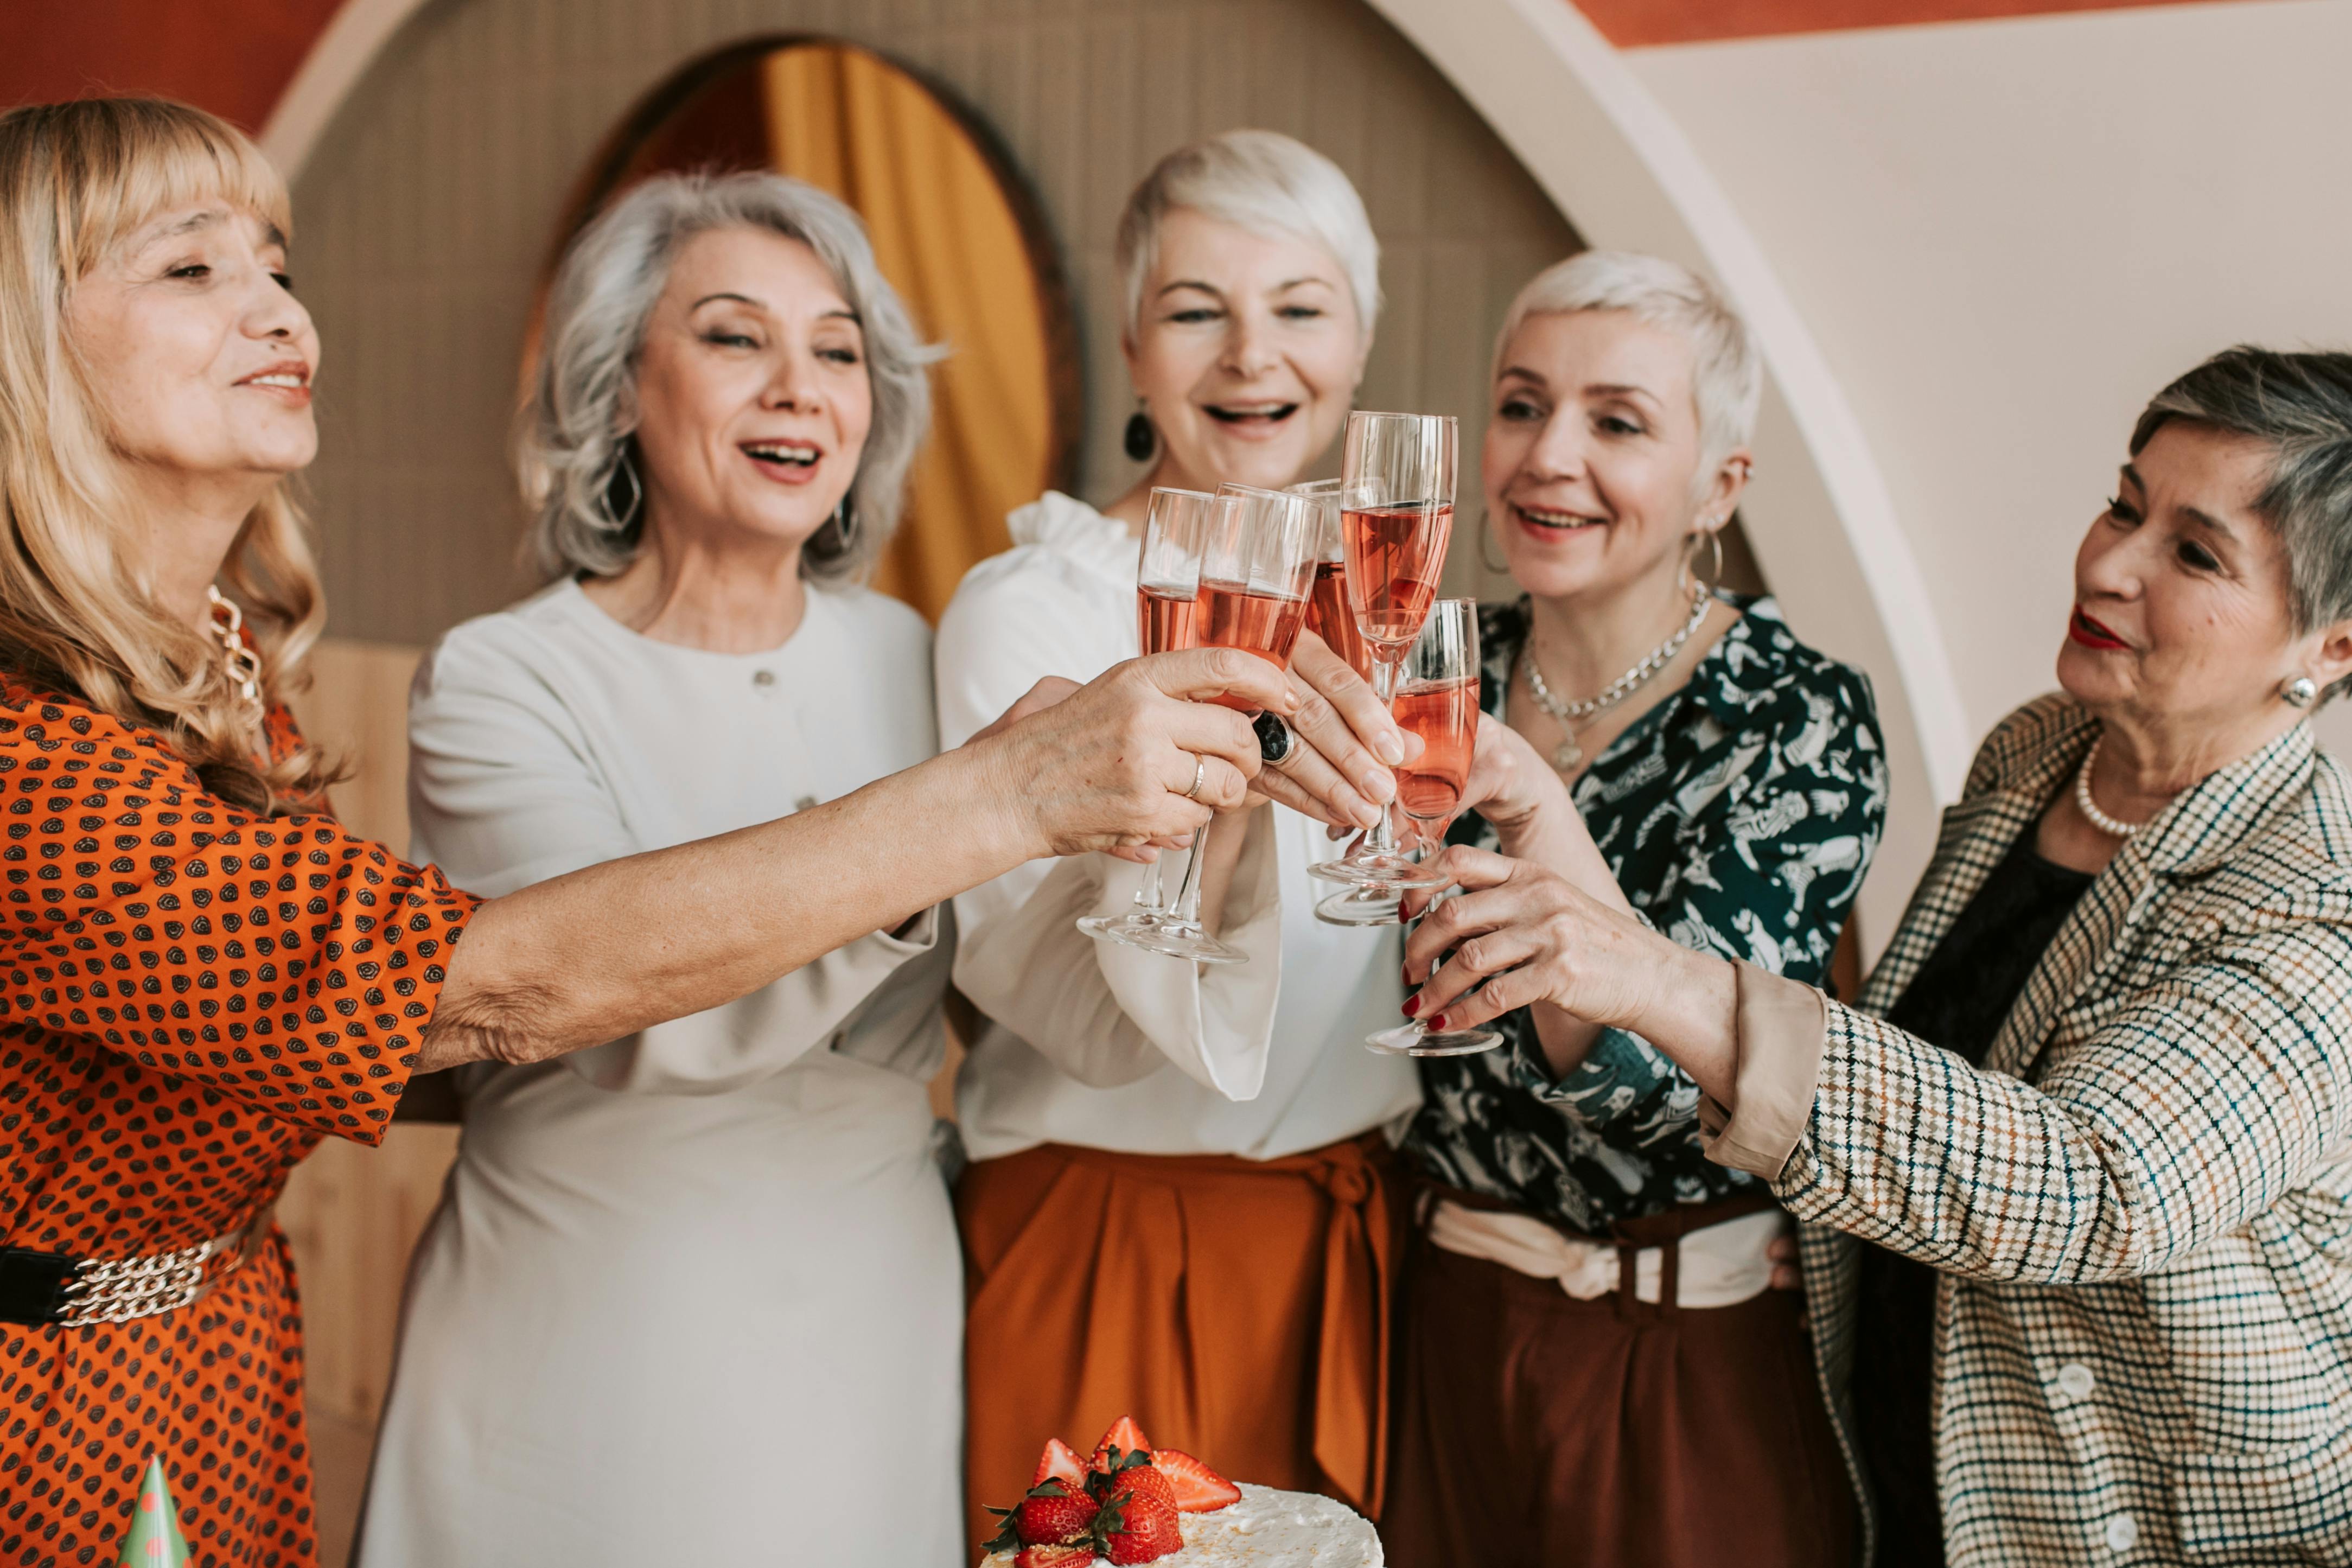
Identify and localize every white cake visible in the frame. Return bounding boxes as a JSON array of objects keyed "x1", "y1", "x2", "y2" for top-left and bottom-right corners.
[{"x1": 982, "y1": 1484, "x2": 1382, "y2": 1568}]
